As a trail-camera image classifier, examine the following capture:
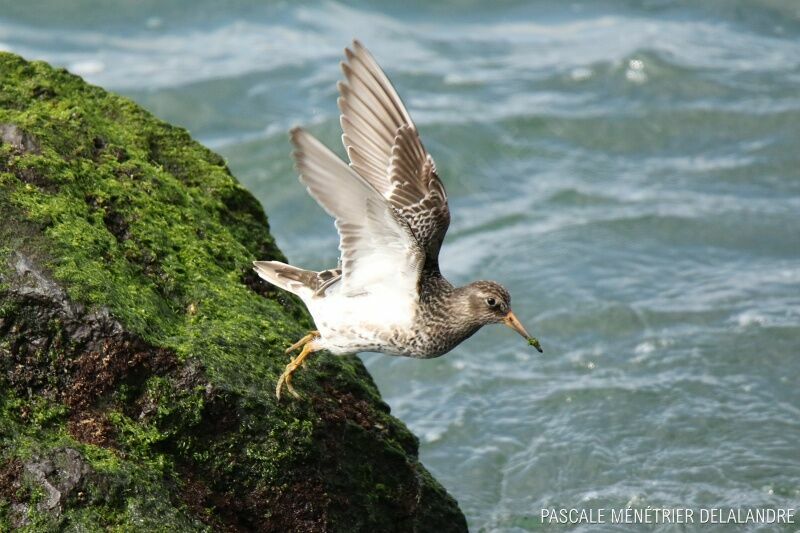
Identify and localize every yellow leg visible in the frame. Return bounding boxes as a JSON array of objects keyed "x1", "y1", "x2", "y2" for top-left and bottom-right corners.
[
  {"x1": 285, "y1": 330, "x2": 320, "y2": 354},
  {"x1": 276, "y1": 341, "x2": 319, "y2": 400}
]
